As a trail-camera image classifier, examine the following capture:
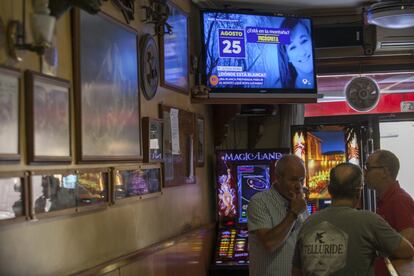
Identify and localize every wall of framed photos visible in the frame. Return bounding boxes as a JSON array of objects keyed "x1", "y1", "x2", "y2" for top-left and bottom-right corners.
[{"x1": 0, "y1": 0, "x2": 213, "y2": 275}]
